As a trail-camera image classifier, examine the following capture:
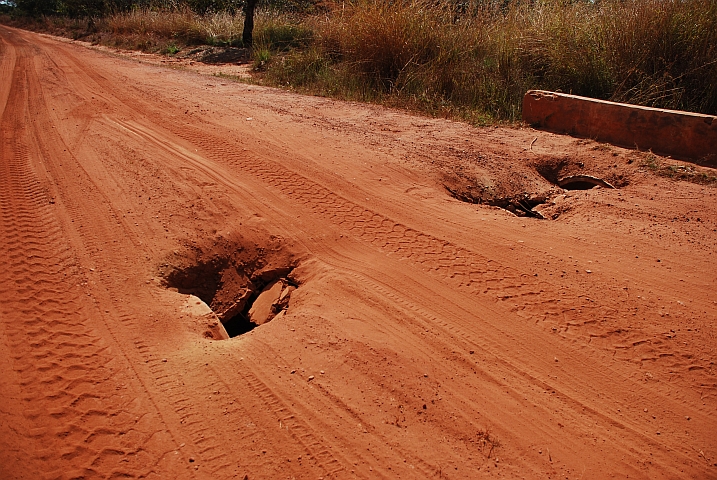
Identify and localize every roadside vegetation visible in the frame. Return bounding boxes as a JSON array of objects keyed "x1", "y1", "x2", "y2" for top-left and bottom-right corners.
[
  {"x1": 642, "y1": 153, "x2": 717, "y2": 185},
  {"x1": 2, "y1": 0, "x2": 716, "y2": 124}
]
